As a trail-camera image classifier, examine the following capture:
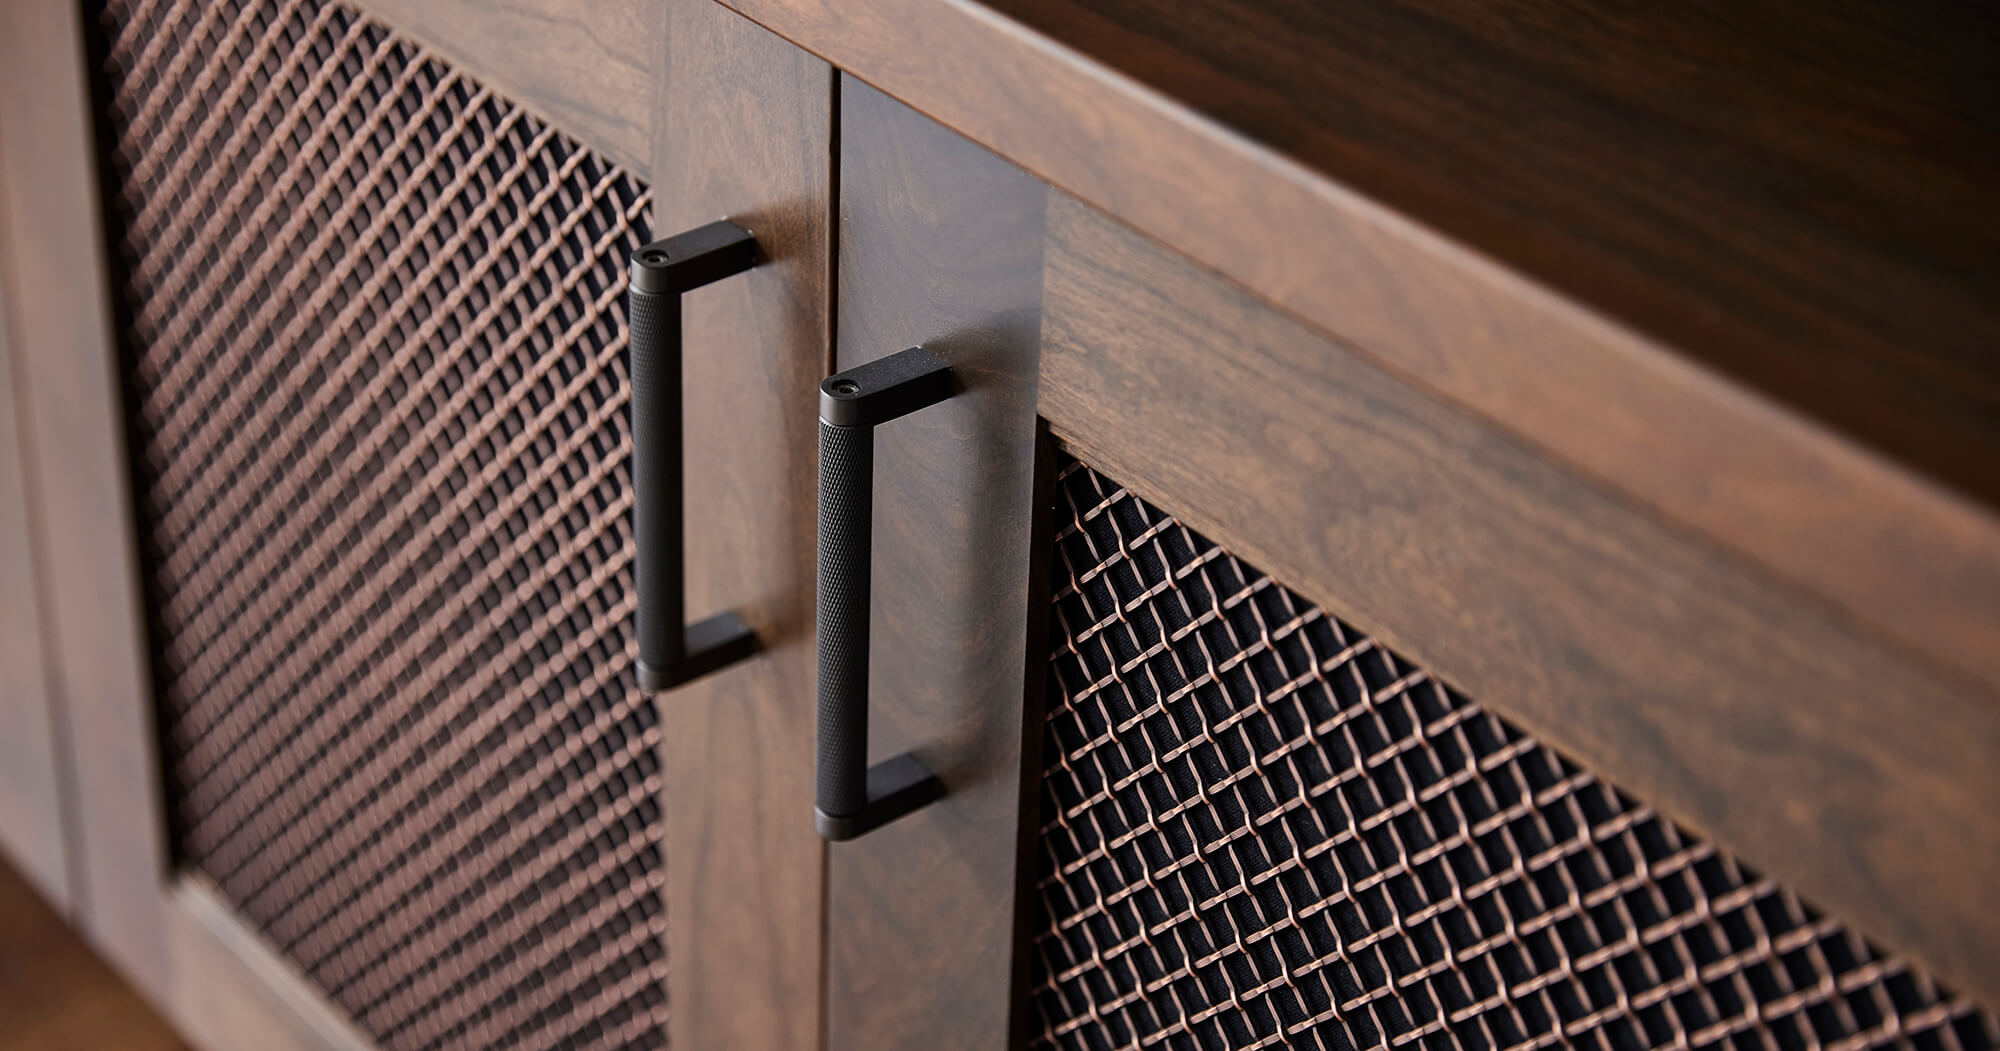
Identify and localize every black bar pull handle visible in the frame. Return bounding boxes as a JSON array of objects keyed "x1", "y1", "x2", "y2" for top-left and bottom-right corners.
[
  {"x1": 815, "y1": 347, "x2": 956, "y2": 841},
  {"x1": 627, "y1": 220, "x2": 761, "y2": 692}
]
